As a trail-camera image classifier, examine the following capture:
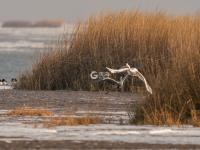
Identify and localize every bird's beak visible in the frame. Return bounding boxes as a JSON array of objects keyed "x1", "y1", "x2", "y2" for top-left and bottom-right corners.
[{"x1": 125, "y1": 63, "x2": 130, "y2": 68}]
